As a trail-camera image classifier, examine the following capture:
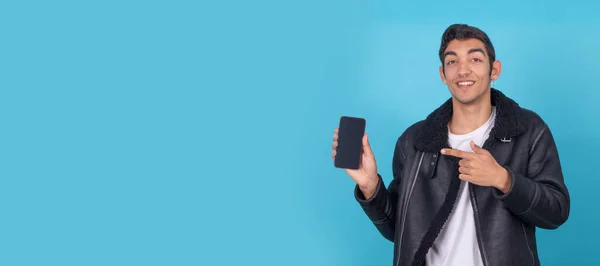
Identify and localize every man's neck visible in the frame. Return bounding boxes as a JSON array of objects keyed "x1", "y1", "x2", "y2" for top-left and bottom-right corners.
[{"x1": 448, "y1": 94, "x2": 493, "y2": 135}]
